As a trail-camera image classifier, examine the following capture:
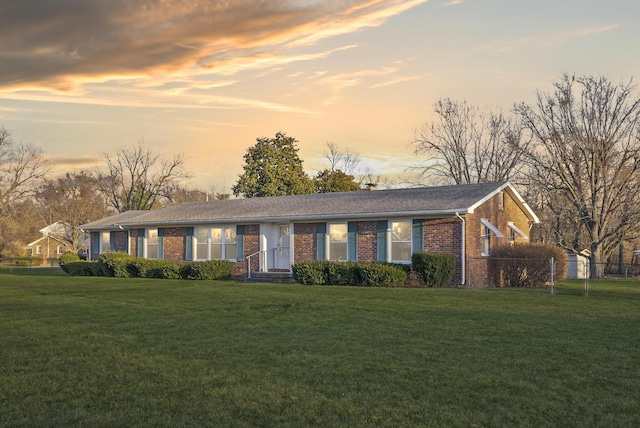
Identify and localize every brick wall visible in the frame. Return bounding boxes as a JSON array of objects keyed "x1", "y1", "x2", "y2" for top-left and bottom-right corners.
[
  {"x1": 465, "y1": 190, "x2": 533, "y2": 286},
  {"x1": 357, "y1": 221, "x2": 377, "y2": 262},
  {"x1": 294, "y1": 223, "x2": 317, "y2": 262},
  {"x1": 234, "y1": 224, "x2": 260, "y2": 276},
  {"x1": 422, "y1": 218, "x2": 463, "y2": 283},
  {"x1": 129, "y1": 229, "x2": 141, "y2": 257},
  {"x1": 113, "y1": 231, "x2": 128, "y2": 253},
  {"x1": 162, "y1": 227, "x2": 186, "y2": 262}
]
